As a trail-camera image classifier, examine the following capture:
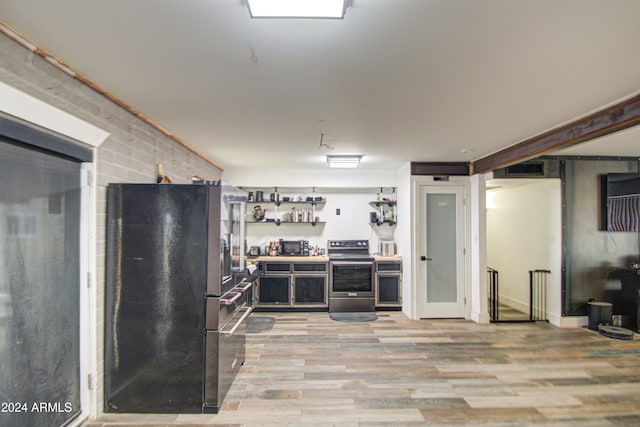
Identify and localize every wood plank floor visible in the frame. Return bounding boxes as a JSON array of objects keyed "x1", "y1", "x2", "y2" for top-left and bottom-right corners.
[{"x1": 85, "y1": 311, "x2": 640, "y2": 426}]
